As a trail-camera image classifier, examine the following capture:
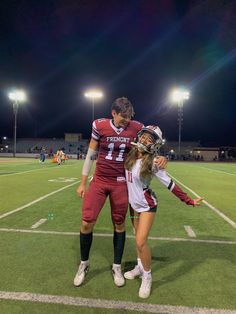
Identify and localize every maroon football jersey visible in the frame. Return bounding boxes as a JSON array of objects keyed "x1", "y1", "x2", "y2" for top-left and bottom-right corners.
[{"x1": 92, "y1": 118, "x2": 143, "y2": 181}]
